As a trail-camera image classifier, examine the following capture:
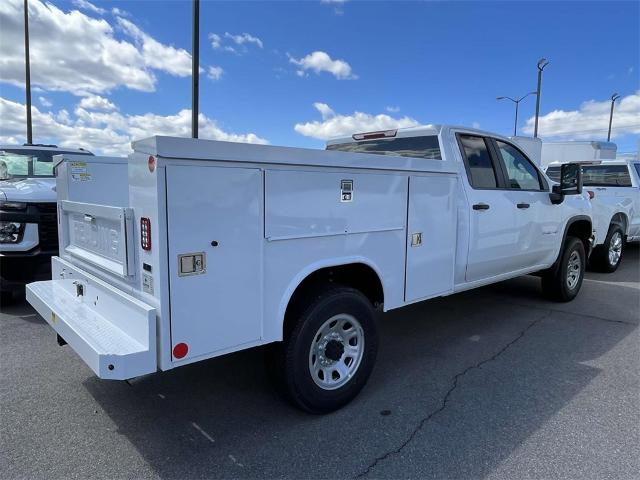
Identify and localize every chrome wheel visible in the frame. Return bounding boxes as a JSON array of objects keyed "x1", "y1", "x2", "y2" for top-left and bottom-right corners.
[
  {"x1": 308, "y1": 314, "x2": 364, "y2": 390},
  {"x1": 566, "y1": 250, "x2": 581, "y2": 290},
  {"x1": 608, "y1": 231, "x2": 622, "y2": 266}
]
